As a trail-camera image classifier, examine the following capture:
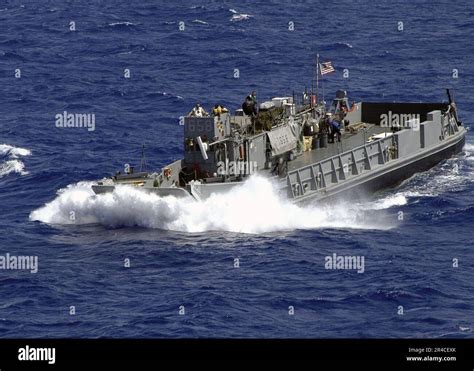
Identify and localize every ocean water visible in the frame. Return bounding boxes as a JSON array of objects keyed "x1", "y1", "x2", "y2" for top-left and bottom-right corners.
[{"x1": 0, "y1": 0, "x2": 473, "y2": 338}]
